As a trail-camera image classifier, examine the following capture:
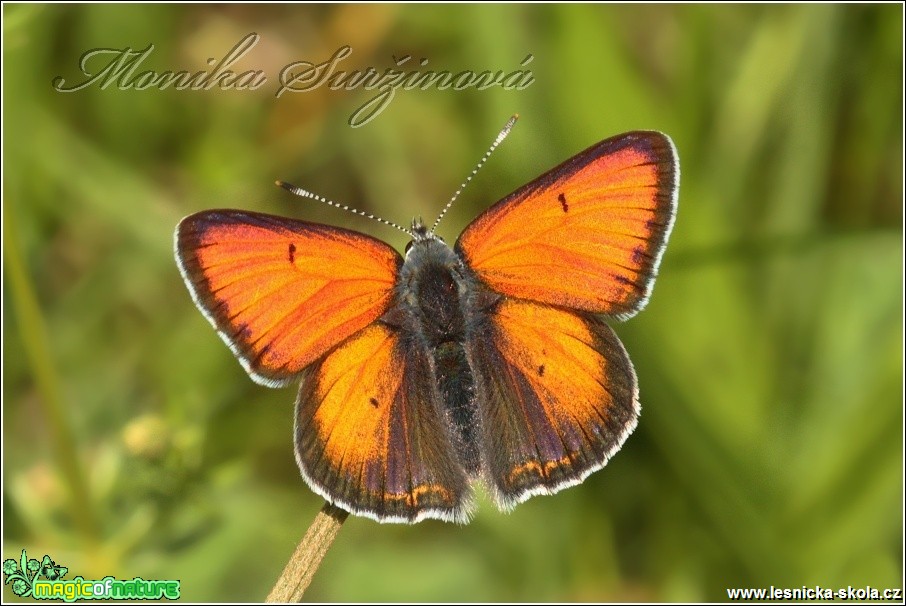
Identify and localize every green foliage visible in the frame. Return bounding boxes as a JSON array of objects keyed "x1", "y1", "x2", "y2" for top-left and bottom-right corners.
[{"x1": 3, "y1": 4, "x2": 901, "y2": 601}]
